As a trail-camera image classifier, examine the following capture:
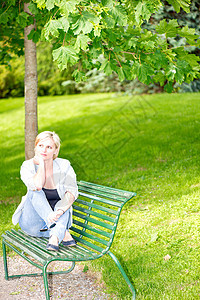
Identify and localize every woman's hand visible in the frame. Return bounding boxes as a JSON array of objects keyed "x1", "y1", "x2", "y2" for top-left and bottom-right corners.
[
  {"x1": 33, "y1": 155, "x2": 45, "y2": 190},
  {"x1": 47, "y1": 209, "x2": 64, "y2": 223},
  {"x1": 33, "y1": 155, "x2": 44, "y2": 165}
]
